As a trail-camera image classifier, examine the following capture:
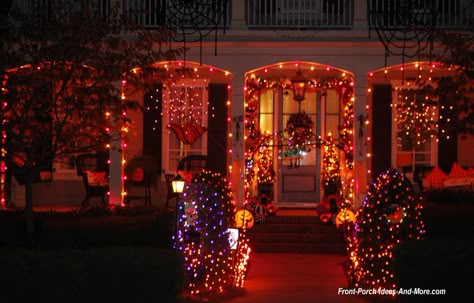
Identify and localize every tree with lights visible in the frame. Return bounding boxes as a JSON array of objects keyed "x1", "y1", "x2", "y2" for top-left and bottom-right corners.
[
  {"x1": 420, "y1": 28, "x2": 473, "y2": 137},
  {"x1": 0, "y1": 1, "x2": 183, "y2": 245},
  {"x1": 348, "y1": 169, "x2": 424, "y2": 292},
  {"x1": 176, "y1": 171, "x2": 242, "y2": 296}
]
